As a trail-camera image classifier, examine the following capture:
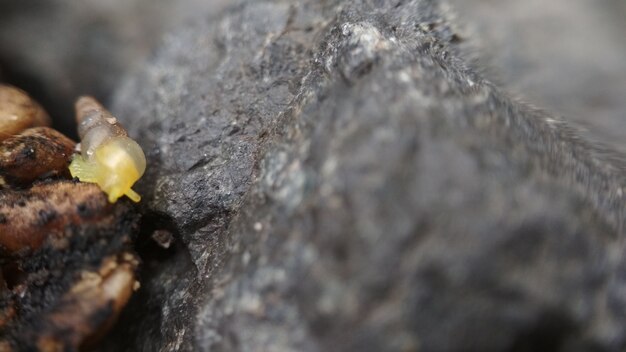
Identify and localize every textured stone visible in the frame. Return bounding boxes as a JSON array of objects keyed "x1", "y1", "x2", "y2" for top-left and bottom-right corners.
[{"x1": 94, "y1": 0, "x2": 626, "y2": 351}]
